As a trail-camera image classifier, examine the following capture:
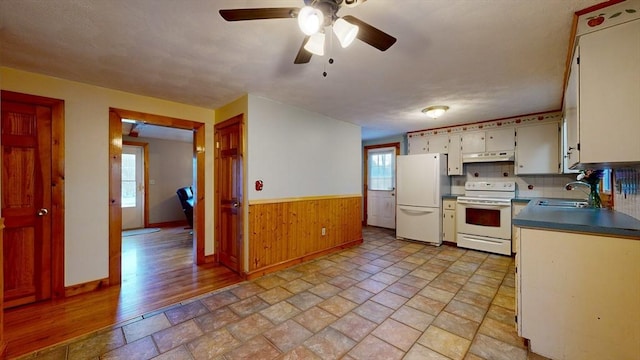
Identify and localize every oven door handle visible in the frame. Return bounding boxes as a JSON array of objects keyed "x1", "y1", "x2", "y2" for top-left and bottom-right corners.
[
  {"x1": 459, "y1": 234, "x2": 505, "y2": 245},
  {"x1": 457, "y1": 200, "x2": 511, "y2": 208}
]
